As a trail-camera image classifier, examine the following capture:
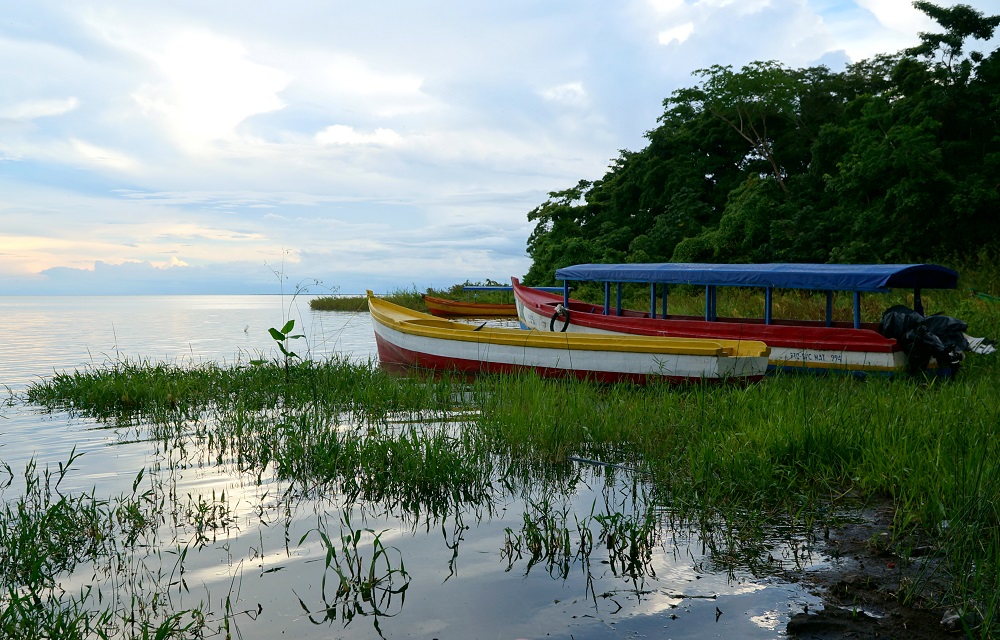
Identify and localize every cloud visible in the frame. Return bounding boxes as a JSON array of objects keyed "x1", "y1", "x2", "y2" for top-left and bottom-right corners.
[
  {"x1": 70, "y1": 138, "x2": 139, "y2": 171},
  {"x1": 0, "y1": 97, "x2": 79, "y2": 121},
  {"x1": 129, "y1": 29, "x2": 289, "y2": 151},
  {"x1": 1, "y1": 1, "x2": 997, "y2": 296},
  {"x1": 315, "y1": 125, "x2": 403, "y2": 146},
  {"x1": 540, "y1": 82, "x2": 589, "y2": 108},
  {"x1": 854, "y1": 0, "x2": 933, "y2": 36},
  {"x1": 658, "y1": 23, "x2": 695, "y2": 45}
]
